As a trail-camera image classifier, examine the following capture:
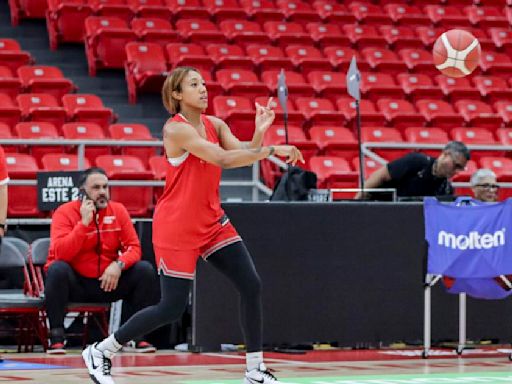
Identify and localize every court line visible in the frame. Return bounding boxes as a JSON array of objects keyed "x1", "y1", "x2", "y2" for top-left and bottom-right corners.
[{"x1": 202, "y1": 353, "x2": 308, "y2": 365}]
